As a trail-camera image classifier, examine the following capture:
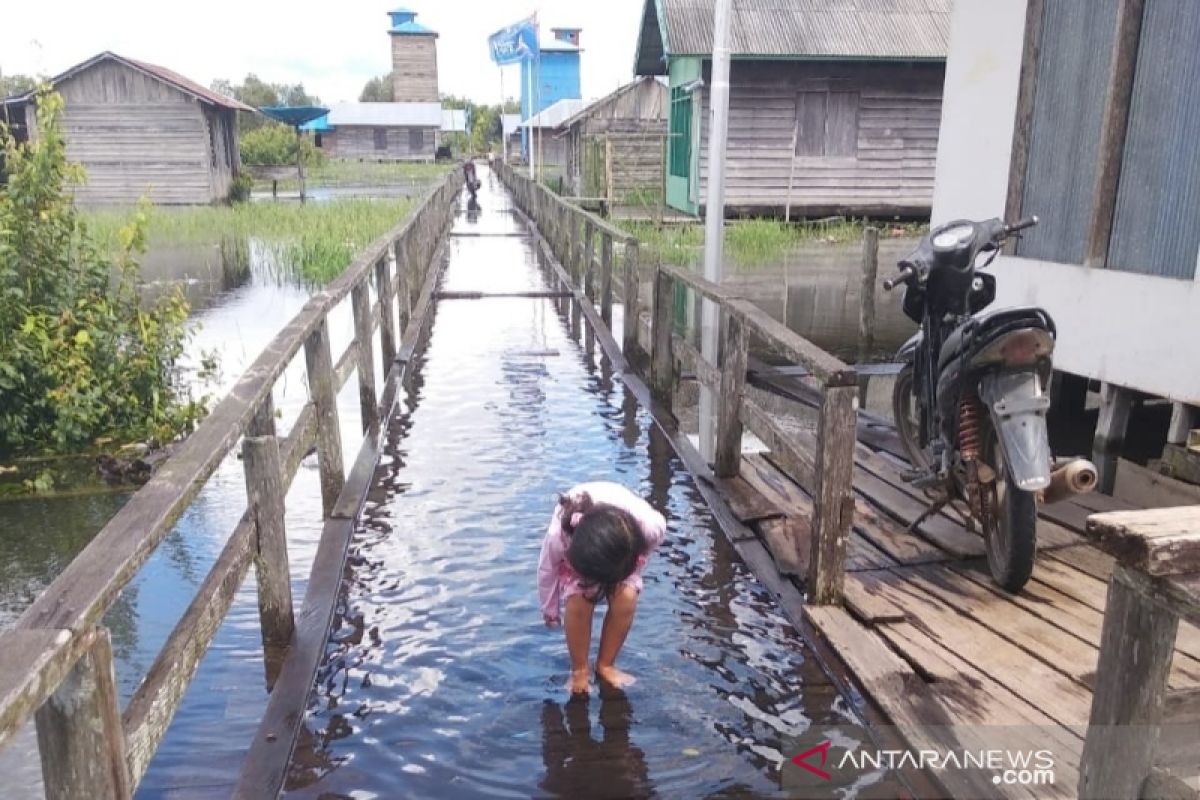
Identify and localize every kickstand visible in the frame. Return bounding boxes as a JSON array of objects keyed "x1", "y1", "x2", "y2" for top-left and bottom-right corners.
[{"x1": 907, "y1": 494, "x2": 951, "y2": 534}]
